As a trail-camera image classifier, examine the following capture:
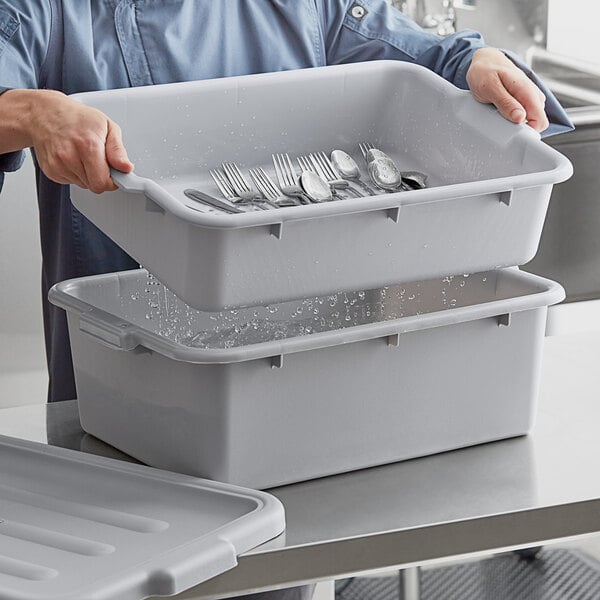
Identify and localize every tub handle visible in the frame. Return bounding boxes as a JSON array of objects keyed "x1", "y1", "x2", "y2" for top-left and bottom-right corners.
[
  {"x1": 110, "y1": 170, "x2": 154, "y2": 196},
  {"x1": 110, "y1": 169, "x2": 174, "y2": 215},
  {"x1": 79, "y1": 313, "x2": 139, "y2": 351}
]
